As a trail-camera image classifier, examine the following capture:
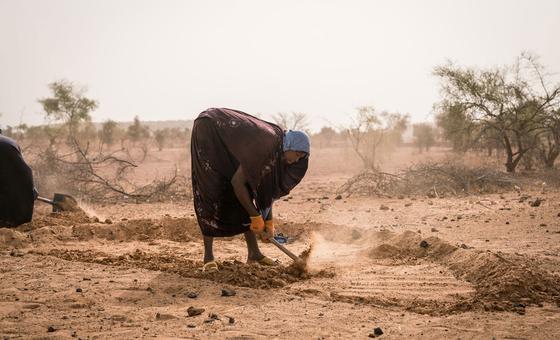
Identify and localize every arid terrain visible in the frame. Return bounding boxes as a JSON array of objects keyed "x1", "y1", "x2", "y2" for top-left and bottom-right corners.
[{"x1": 1, "y1": 145, "x2": 560, "y2": 339}]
